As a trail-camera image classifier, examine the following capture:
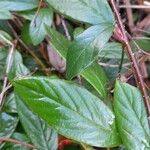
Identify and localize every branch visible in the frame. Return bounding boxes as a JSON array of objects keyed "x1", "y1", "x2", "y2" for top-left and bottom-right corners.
[
  {"x1": 119, "y1": 5, "x2": 150, "y2": 9},
  {"x1": 7, "y1": 22, "x2": 49, "y2": 75},
  {"x1": 110, "y1": 0, "x2": 150, "y2": 117},
  {"x1": 0, "y1": 137, "x2": 35, "y2": 149},
  {"x1": 0, "y1": 35, "x2": 15, "y2": 108},
  {"x1": 123, "y1": 0, "x2": 134, "y2": 33},
  {"x1": 61, "y1": 16, "x2": 71, "y2": 40}
]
